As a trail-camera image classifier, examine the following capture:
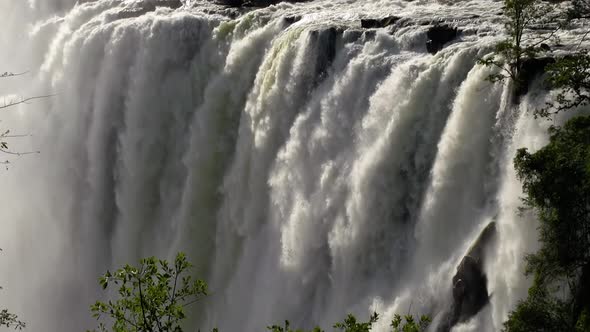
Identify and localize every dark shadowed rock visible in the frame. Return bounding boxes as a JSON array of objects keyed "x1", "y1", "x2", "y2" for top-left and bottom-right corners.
[
  {"x1": 514, "y1": 57, "x2": 556, "y2": 98},
  {"x1": 438, "y1": 221, "x2": 497, "y2": 332},
  {"x1": 451, "y1": 256, "x2": 489, "y2": 319},
  {"x1": 360, "y1": 16, "x2": 401, "y2": 29},
  {"x1": 426, "y1": 25, "x2": 459, "y2": 54},
  {"x1": 363, "y1": 30, "x2": 377, "y2": 40},
  {"x1": 216, "y1": 0, "x2": 244, "y2": 6},
  {"x1": 283, "y1": 15, "x2": 302, "y2": 25},
  {"x1": 309, "y1": 27, "x2": 342, "y2": 84}
]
